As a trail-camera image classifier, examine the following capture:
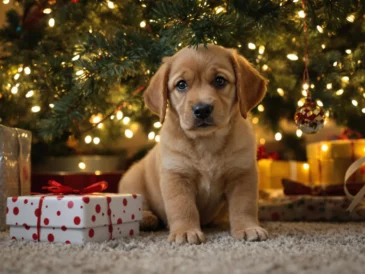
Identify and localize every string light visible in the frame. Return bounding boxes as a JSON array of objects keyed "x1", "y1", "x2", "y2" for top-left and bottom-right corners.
[
  {"x1": 352, "y1": 100, "x2": 358, "y2": 106},
  {"x1": 43, "y1": 8, "x2": 52, "y2": 14},
  {"x1": 345, "y1": 49, "x2": 352, "y2": 54},
  {"x1": 122, "y1": 117, "x2": 130, "y2": 125},
  {"x1": 14, "y1": 74, "x2": 20, "y2": 80},
  {"x1": 262, "y1": 64, "x2": 269, "y2": 71},
  {"x1": 321, "y1": 144, "x2": 329, "y2": 152},
  {"x1": 326, "y1": 83, "x2": 332, "y2": 89},
  {"x1": 125, "y1": 129, "x2": 133, "y2": 138},
  {"x1": 148, "y1": 132, "x2": 155, "y2": 140},
  {"x1": 49, "y1": 104, "x2": 54, "y2": 108},
  {"x1": 214, "y1": 6, "x2": 226, "y2": 14},
  {"x1": 302, "y1": 83, "x2": 309, "y2": 90},
  {"x1": 107, "y1": 1, "x2": 115, "y2": 9},
  {"x1": 257, "y1": 104, "x2": 265, "y2": 112},
  {"x1": 298, "y1": 98, "x2": 305, "y2": 107},
  {"x1": 275, "y1": 132, "x2": 282, "y2": 141},
  {"x1": 336, "y1": 89, "x2": 344, "y2": 96},
  {"x1": 303, "y1": 163, "x2": 309, "y2": 170},
  {"x1": 316, "y1": 100, "x2": 324, "y2": 107},
  {"x1": 321, "y1": 44, "x2": 326, "y2": 49},
  {"x1": 259, "y1": 138, "x2": 266, "y2": 145},
  {"x1": 116, "y1": 111, "x2": 123, "y2": 120},
  {"x1": 362, "y1": 108, "x2": 365, "y2": 113},
  {"x1": 48, "y1": 18, "x2": 55, "y2": 27},
  {"x1": 277, "y1": 88, "x2": 284, "y2": 96},
  {"x1": 333, "y1": 61, "x2": 338, "y2": 67},
  {"x1": 155, "y1": 135, "x2": 161, "y2": 143},
  {"x1": 287, "y1": 54, "x2": 298, "y2": 61},
  {"x1": 341, "y1": 76, "x2": 350, "y2": 83},
  {"x1": 90, "y1": 114, "x2": 102, "y2": 124},
  {"x1": 248, "y1": 43, "x2": 256, "y2": 50},
  {"x1": 298, "y1": 10, "x2": 306, "y2": 18},
  {"x1": 237, "y1": 44, "x2": 242, "y2": 48},
  {"x1": 258, "y1": 46, "x2": 265, "y2": 54},
  {"x1": 97, "y1": 123, "x2": 103, "y2": 129},
  {"x1": 76, "y1": 70, "x2": 84, "y2": 76},
  {"x1": 296, "y1": 129, "x2": 303, "y2": 137},
  {"x1": 3, "y1": 0, "x2": 10, "y2": 4},
  {"x1": 346, "y1": 14, "x2": 355, "y2": 22},
  {"x1": 93, "y1": 137, "x2": 100, "y2": 145},
  {"x1": 78, "y1": 162, "x2": 86, "y2": 170},
  {"x1": 316, "y1": 25, "x2": 324, "y2": 33},
  {"x1": 25, "y1": 90, "x2": 34, "y2": 98},
  {"x1": 24, "y1": 67, "x2": 31, "y2": 74},
  {"x1": 302, "y1": 90, "x2": 308, "y2": 96},
  {"x1": 140, "y1": 21, "x2": 146, "y2": 28},
  {"x1": 110, "y1": 115, "x2": 115, "y2": 120},
  {"x1": 72, "y1": 55, "x2": 80, "y2": 61},
  {"x1": 252, "y1": 117, "x2": 259, "y2": 124},
  {"x1": 84, "y1": 135, "x2": 92, "y2": 144},
  {"x1": 18, "y1": 67, "x2": 23, "y2": 72},
  {"x1": 153, "y1": 122, "x2": 162, "y2": 128},
  {"x1": 31, "y1": 106, "x2": 41, "y2": 113},
  {"x1": 11, "y1": 86, "x2": 18, "y2": 94}
]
